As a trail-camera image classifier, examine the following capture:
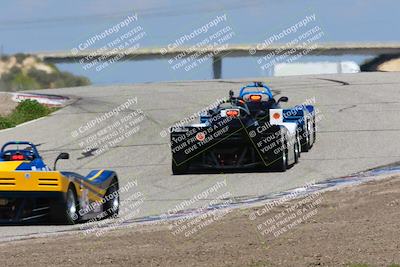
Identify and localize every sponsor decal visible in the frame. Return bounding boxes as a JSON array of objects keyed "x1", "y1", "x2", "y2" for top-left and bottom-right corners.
[{"x1": 196, "y1": 132, "x2": 206, "y2": 141}]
